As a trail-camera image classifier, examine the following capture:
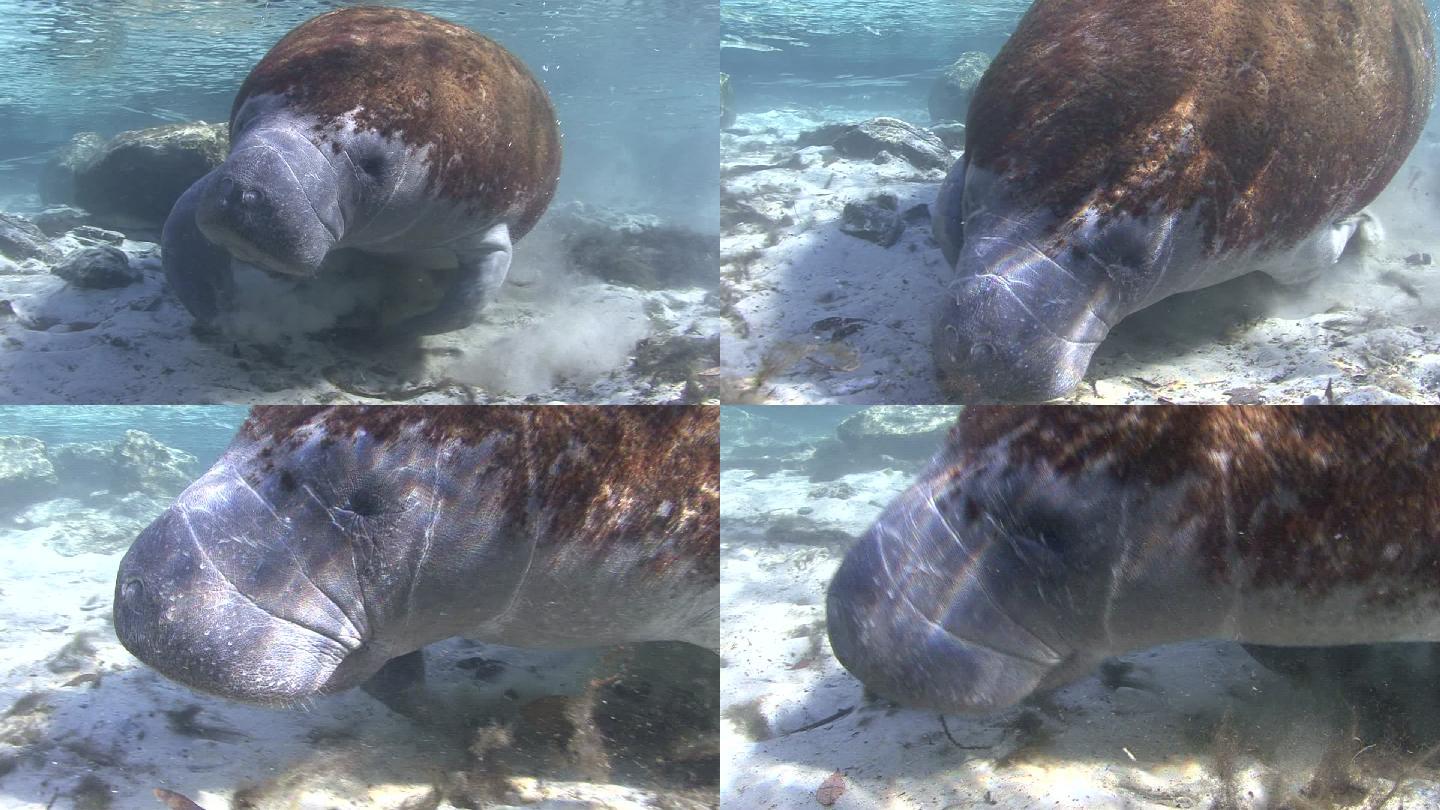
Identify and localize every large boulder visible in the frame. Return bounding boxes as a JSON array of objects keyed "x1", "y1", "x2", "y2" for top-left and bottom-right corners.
[
  {"x1": 0, "y1": 213, "x2": 58, "y2": 263},
  {"x1": 113, "y1": 430, "x2": 199, "y2": 496},
  {"x1": 38, "y1": 132, "x2": 105, "y2": 206},
  {"x1": 805, "y1": 406, "x2": 959, "y2": 481},
  {"x1": 928, "y1": 52, "x2": 992, "y2": 124},
  {"x1": 840, "y1": 194, "x2": 903, "y2": 247},
  {"x1": 32, "y1": 206, "x2": 91, "y2": 238},
  {"x1": 70, "y1": 122, "x2": 229, "y2": 230},
  {"x1": 836, "y1": 406, "x2": 957, "y2": 458},
  {"x1": 48, "y1": 441, "x2": 115, "y2": 492},
  {"x1": 0, "y1": 436, "x2": 59, "y2": 513},
  {"x1": 832, "y1": 118, "x2": 949, "y2": 170},
  {"x1": 565, "y1": 220, "x2": 718, "y2": 290},
  {"x1": 52, "y1": 245, "x2": 142, "y2": 289}
]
